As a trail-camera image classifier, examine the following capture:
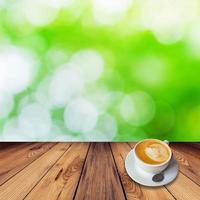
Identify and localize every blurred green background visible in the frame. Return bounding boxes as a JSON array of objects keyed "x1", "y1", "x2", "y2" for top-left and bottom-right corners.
[{"x1": 0, "y1": 0, "x2": 200, "y2": 141}]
